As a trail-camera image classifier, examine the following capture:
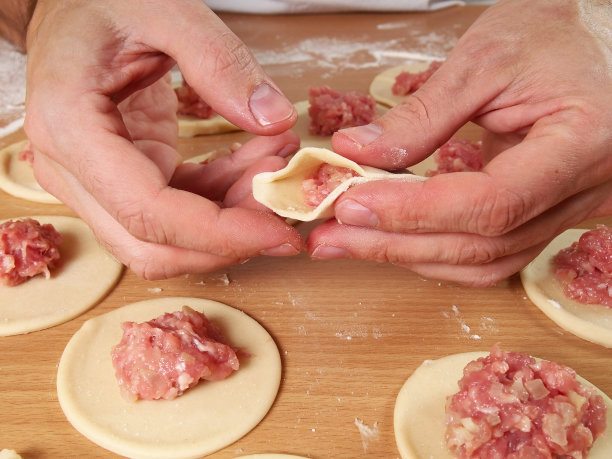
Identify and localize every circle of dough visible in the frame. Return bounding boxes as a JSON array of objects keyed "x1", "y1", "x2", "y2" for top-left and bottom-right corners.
[
  {"x1": 57, "y1": 297, "x2": 283, "y2": 459},
  {"x1": 369, "y1": 62, "x2": 437, "y2": 107},
  {"x1": 394, "y1": 351, "x2": 612, "y2": 459},
  {"x1": 520, "y1": 228, "x2": 612, "y2": 348},
  {"x1": 0, "y1": 215, "x2": 122, "y2": 336},
  {"x1": 0, "y1": 140, "x2": 61, "y2": 204}
]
